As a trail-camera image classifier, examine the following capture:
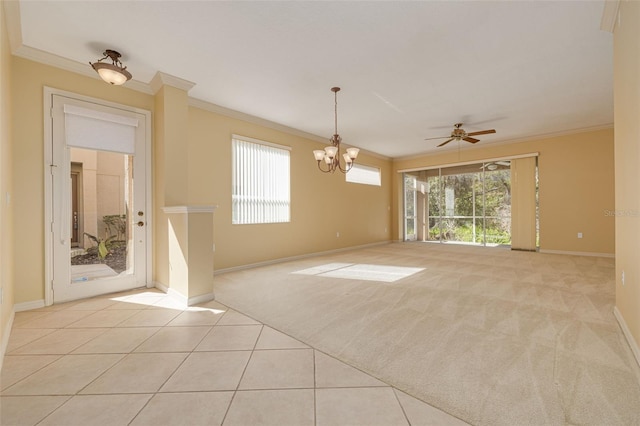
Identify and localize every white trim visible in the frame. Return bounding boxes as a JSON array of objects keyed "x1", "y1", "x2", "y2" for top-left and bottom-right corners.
[
  {"x1": 188, "y1": 292, "x2": 216, "y2": 306},
  {"x1": 397, "y1": 153, "x2": 539, "y2": 174},
  {"x1": 14, "y1": 300, "x2": 46, "y2": 312},
  {"x1": 215, "y1": 241, "x2": 392, "y2": 275},
  {"x1": 150, "y1": 71, "x2": 196, "y2": 94},
  {"x1": 539, "y1": 249, "x2": 615, "y2": 258},
  {"x1": 1, "y1": 310, "x2": 15, "y2": 370},
  {"x1": 16, "y1": 45, "x2": 153, "y2": 94},
  {"x1": 614, "y1": 306, "x2": 640, "y2": 368},
  {"x1": 152, "y1": 283, "x2": 215, "y2": 307},
  {"x1": 43, "y1": 87, "x2": 153, "y2": 306},
  {"x1": 3, "y1": 0, "x2": 23, "y2": 53},
  {"x1": 399, "y1": 124, "x2": 614, "y2": 161},
  {"x1": 600, "y1": 0, "x2": 620, "y2": 33},
  {"x1": 162, "y1": 205, "x2": 218, "y2": 214},
  {"x1": 191, "y1": 98, "x2": 326, "y2": 145},
  {"x1": 153, "y1": 281, "x2": 169, "y2": 294},
  {"x1": 232, "y1": 134, "x2": 292, "y2": 151}
]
